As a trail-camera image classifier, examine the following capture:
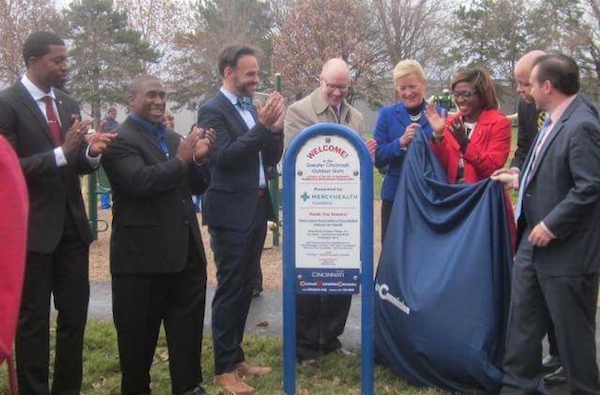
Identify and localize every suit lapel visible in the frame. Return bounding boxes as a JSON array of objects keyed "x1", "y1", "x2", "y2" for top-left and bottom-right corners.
[
  {"x1": 528, "y1": 96, "x2": 580, "y2": 182},
  {"x1": 217, "y1": 91, "x2": 249, "y2": 133},
  {"x1": 55, "y1": 91, "x2": 74, "y2": 137},
  {"x1": 15, "y1": 83, "x2": 57, "y2": 146},
  {"x1": 128, "y1": 118, "x2": 170, "y2": 160}
]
